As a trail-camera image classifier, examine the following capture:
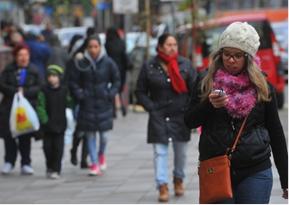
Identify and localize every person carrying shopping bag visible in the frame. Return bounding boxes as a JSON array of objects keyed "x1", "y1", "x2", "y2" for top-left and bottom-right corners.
[
  {"x1": 0, "y1": 44, "x2": 42, "y2": 175},
  {"x1": 184, "y1": 22, "x2": 288, "y2": 203},
  {"x1": 136, "y1": 33, "x2": 197, "y2": 202}
]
